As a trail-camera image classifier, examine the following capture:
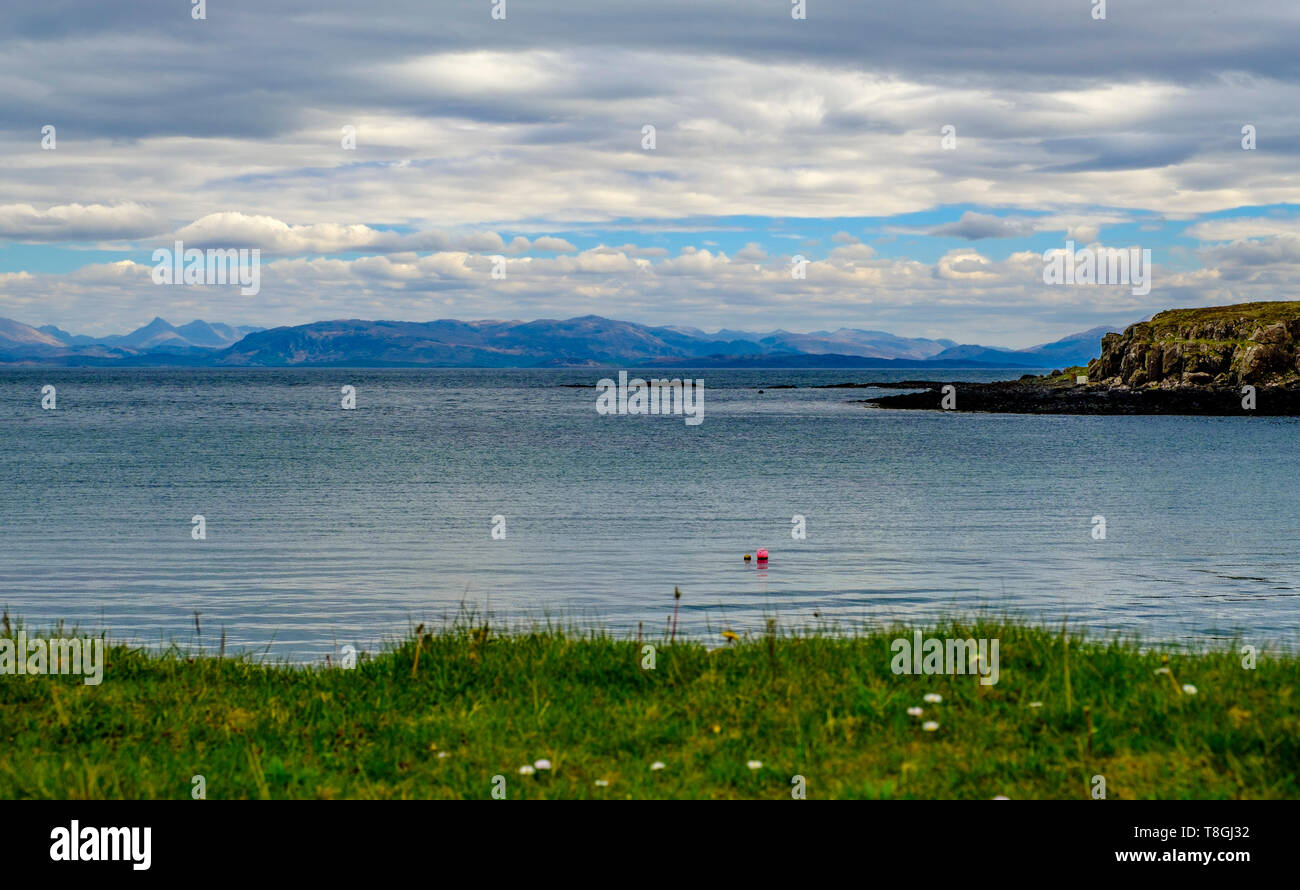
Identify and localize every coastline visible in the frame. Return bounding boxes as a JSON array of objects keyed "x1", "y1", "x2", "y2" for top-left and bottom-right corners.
[{"x1": 861, "y1": 378, "x2": 1300, "y2": 415}]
